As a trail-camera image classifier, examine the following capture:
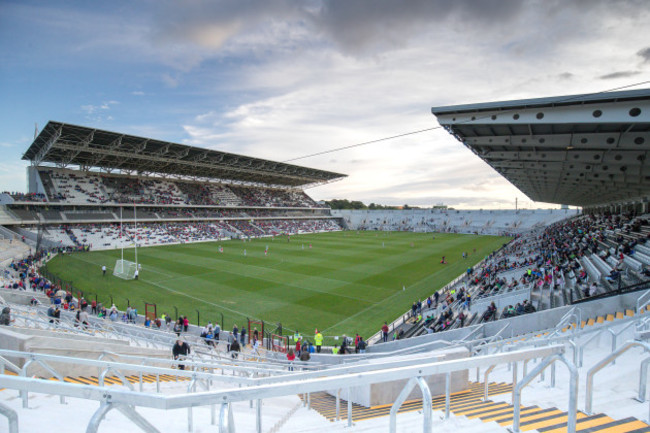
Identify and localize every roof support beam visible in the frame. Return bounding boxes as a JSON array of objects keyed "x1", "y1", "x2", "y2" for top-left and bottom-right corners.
[{"x1": 32, "y1": 124, "x2": 62, "y2": 166}]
